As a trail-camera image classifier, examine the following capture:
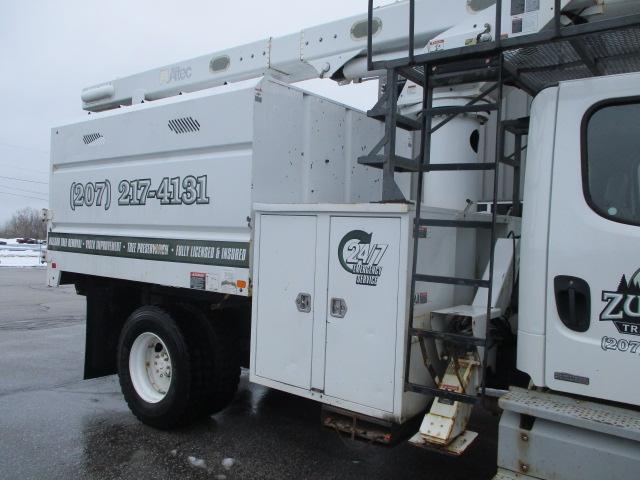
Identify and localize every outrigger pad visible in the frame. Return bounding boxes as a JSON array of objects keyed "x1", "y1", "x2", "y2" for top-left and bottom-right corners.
[{"x1": 408, "y1": 430, "x2": 478, "y2": 457}]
